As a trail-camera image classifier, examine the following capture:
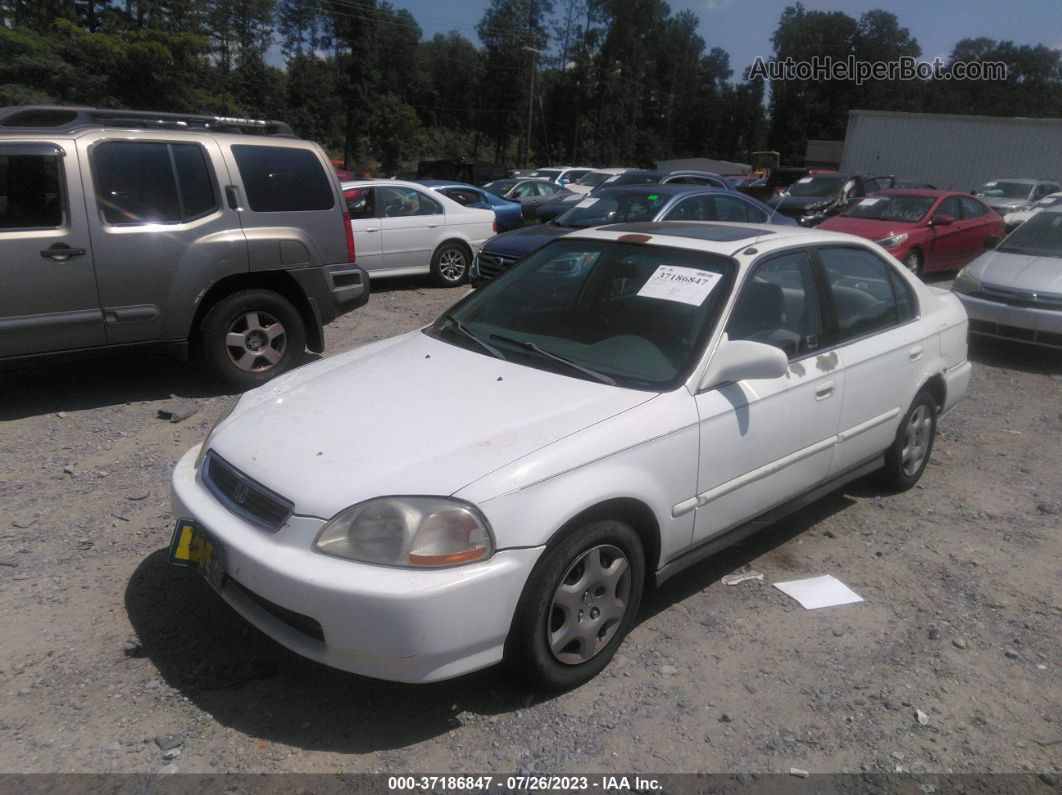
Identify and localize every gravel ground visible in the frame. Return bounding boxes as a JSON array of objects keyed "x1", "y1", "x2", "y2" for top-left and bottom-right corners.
[{"x1": 0, "y1": 274, "x2": 1060, "y2": 776}]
